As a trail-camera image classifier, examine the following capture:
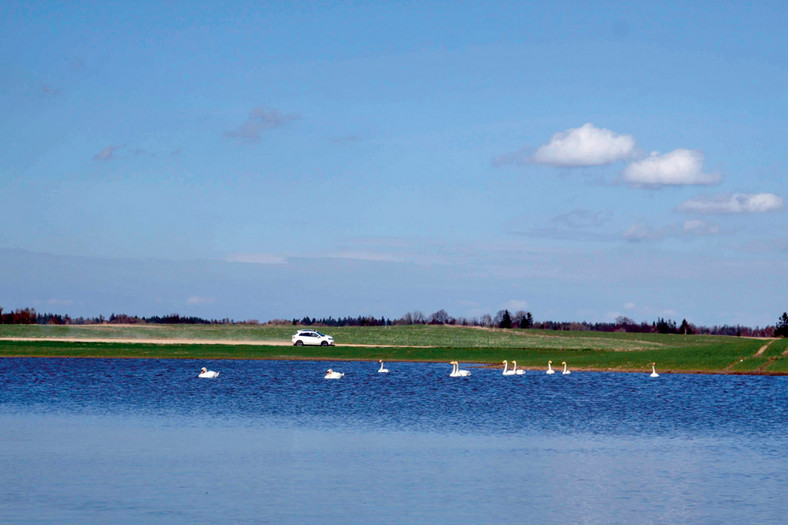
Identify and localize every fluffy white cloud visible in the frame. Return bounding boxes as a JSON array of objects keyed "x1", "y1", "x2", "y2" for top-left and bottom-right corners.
[
  {"x1": 678, "y1": 193, "x2": 785, "y2": 214},
  {"x1": 531, "y1": 123, "x2": 636, "y2": 167},
  {"x1": 623, "y1": 149, "x2": 720, "y2": 186},
  {"x1": 682, "y1": 219, "x2": 720, "y2": 235}
]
